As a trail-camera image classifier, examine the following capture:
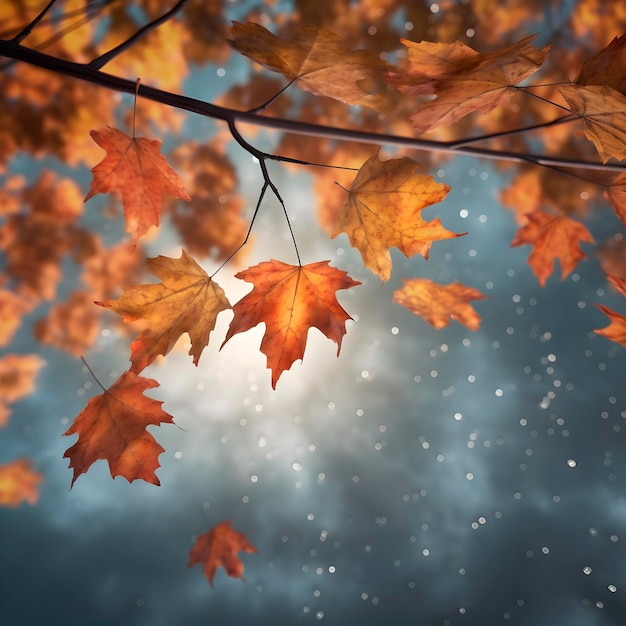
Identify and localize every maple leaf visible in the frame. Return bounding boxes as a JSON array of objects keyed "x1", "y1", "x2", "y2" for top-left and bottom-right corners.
[
  {"x1": 222, "y1": 260, "x2": 360, "y2": 389},
  {"x1": 386, "y1": 35, "x2": 549, "y2": 133},
  {"x1": 393, "y1": 278, "x2": 487, "y2": 331},
  {"x1": 63, "y1": 370, "x2": 174, "y2": 486},
  {"x1": 510, "y1": 210, "x2": 594, "y2": 287},
  {"x1": 594, "y1": 305, "x2": 626, "y2": 347},
  {"x1": 594, "y1": 273, "x2": 626, "y2": 348},
  {"x1": 331, "y1": 150, "x2": 460, "y2": 281},
  {"x1": 558, "y1": 84, "x2": 626, "y2": 163},
  {"x1": 576, "y1": 34, "x2": 626, "y2": 95},
  {"x1": 97, "y1": 250, "x2": 231, "y2": 374},
  {"x1": 604, "y1": 173, "x2": 626, "y2": 227},
  {"x1": 227, "y1": 21, "x2": 389, "y2": 111},
  {"x1": 84, "y1": 126, "x2": 191, "y2": 243},
  {"x1": 188, "y1": 520, "x2": 258, "y2": 588},
  {"x1": 0, "y1": 459, "x2": 42, "y2": 508},
  {"x1": 0, "y1": 354, "x2": 45, "y2": 427}
]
